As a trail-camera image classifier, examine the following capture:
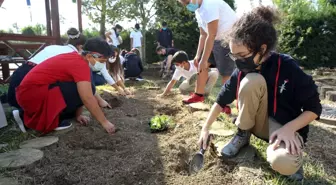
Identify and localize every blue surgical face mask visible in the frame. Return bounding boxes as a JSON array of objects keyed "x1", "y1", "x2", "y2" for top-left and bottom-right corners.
[
  {"x1": 162, "y1": 27, "x2": 167, "y2": 31},
  {"x1": 186, "y1": 0, "x2": 199, "y2": 12}
]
